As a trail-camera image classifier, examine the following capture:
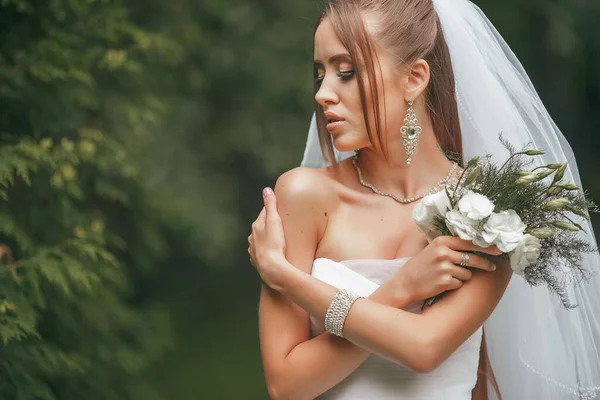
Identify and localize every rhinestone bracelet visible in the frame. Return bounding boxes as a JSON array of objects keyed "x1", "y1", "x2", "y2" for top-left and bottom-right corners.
[{"x1": 324, "y1": 289, "x2": 364, "y2": 337}]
